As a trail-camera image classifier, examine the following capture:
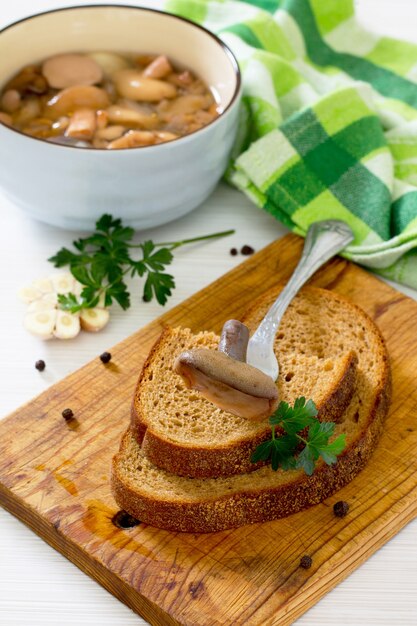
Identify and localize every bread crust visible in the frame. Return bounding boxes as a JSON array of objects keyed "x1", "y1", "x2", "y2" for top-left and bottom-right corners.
[
  {"x1": 129, "y1": 327, "x2": 172, "y2": 446},
  {"x1": 130, "y1": 287, "x2": 378, "y2": 478}
]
